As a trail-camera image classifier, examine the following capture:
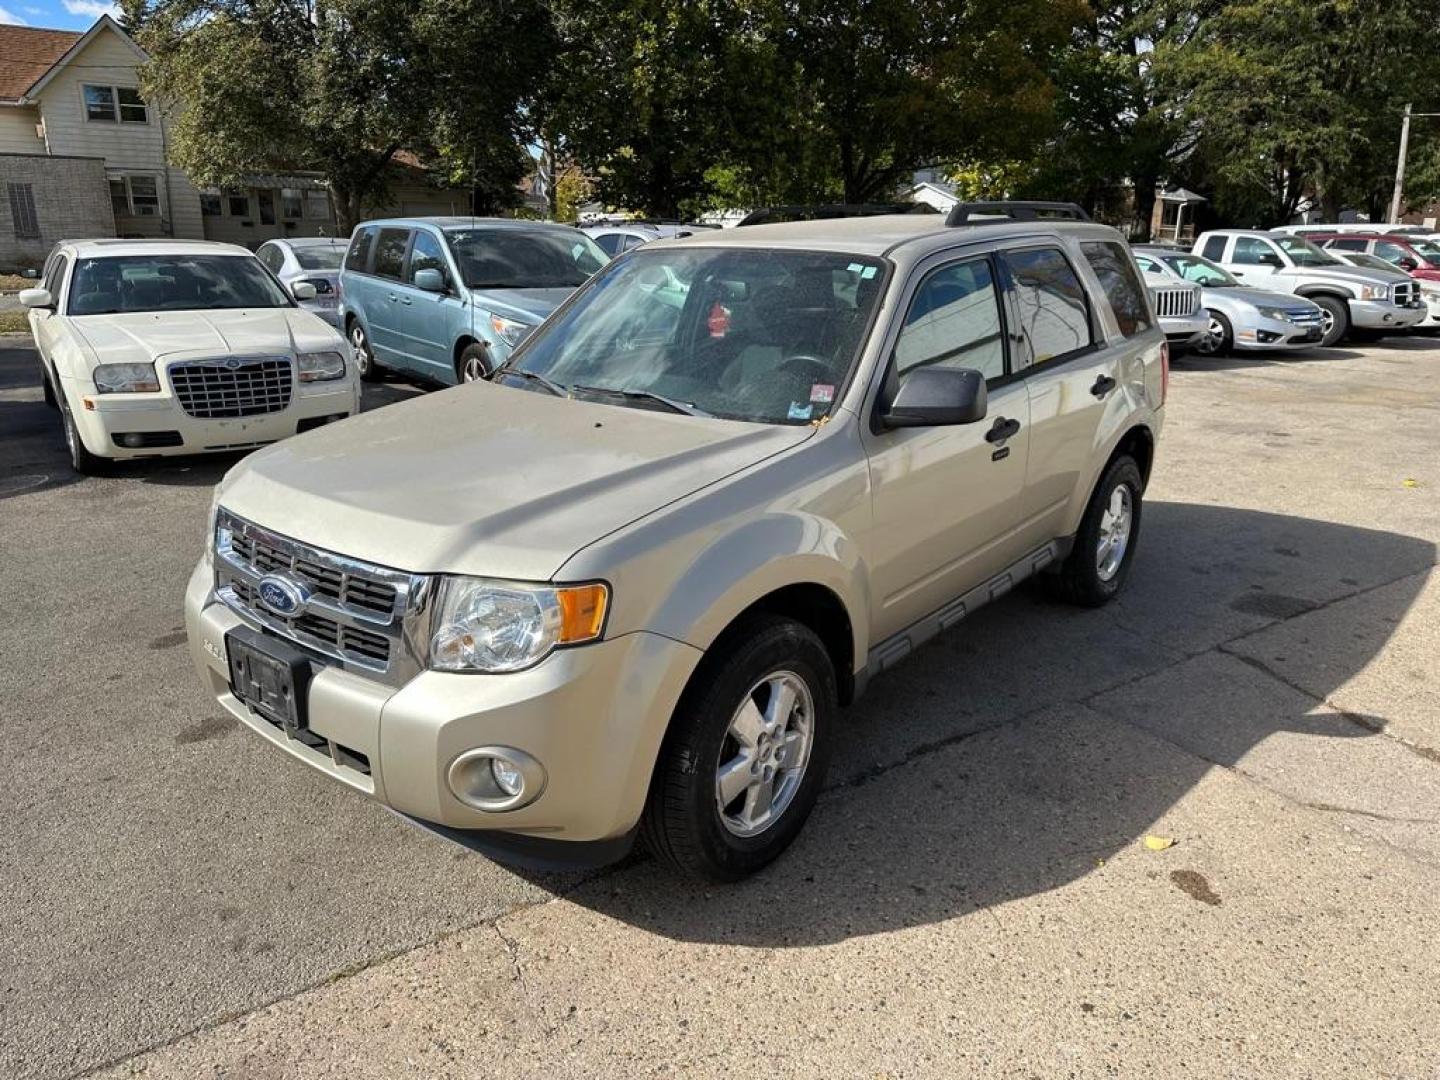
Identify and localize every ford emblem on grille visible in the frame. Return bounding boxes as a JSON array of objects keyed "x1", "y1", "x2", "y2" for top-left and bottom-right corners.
[
  {"x1": 223, "y1": 357, "x2": 243, "y2": 370},
  {"x1": 257, "y1": 573, "x2": 310, "y2": 616}
]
